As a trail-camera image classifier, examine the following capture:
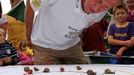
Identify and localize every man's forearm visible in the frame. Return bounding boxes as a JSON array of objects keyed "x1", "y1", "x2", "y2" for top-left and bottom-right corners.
[{"x1": 25, "y1": 0, "x2": 35, "y2": 39}]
